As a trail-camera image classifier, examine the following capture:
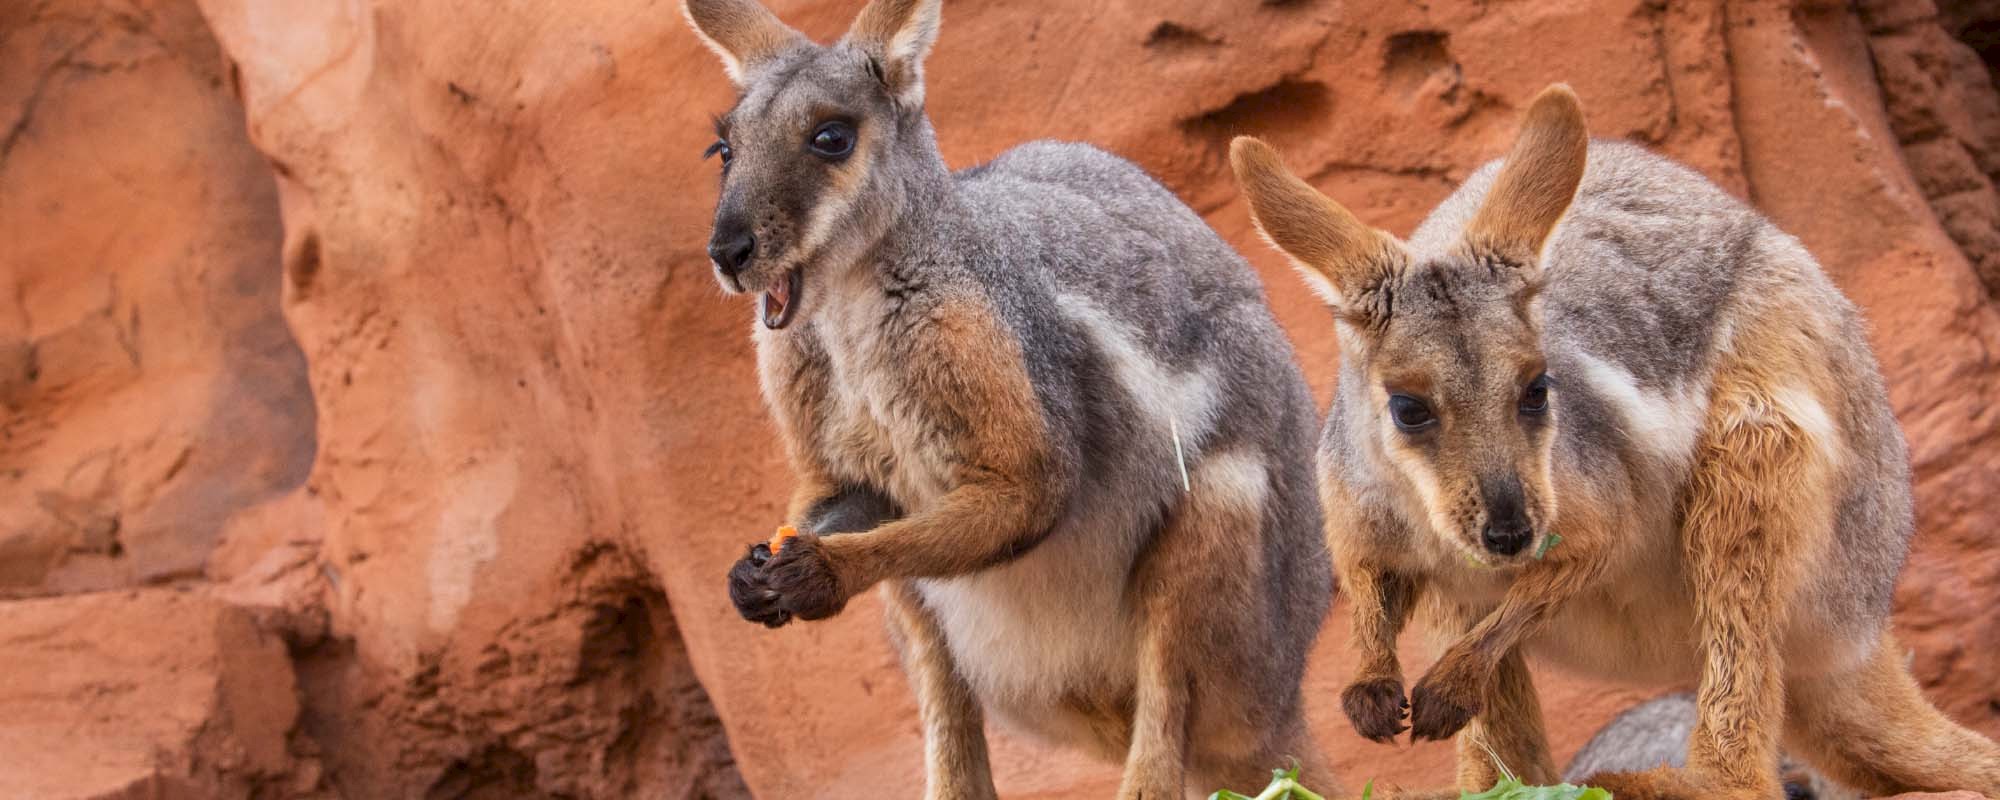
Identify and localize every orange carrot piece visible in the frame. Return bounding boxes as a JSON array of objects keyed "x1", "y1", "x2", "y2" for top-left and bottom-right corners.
[{"x1": 769, "y1": 524, "x2": 799, "y2": 553}]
